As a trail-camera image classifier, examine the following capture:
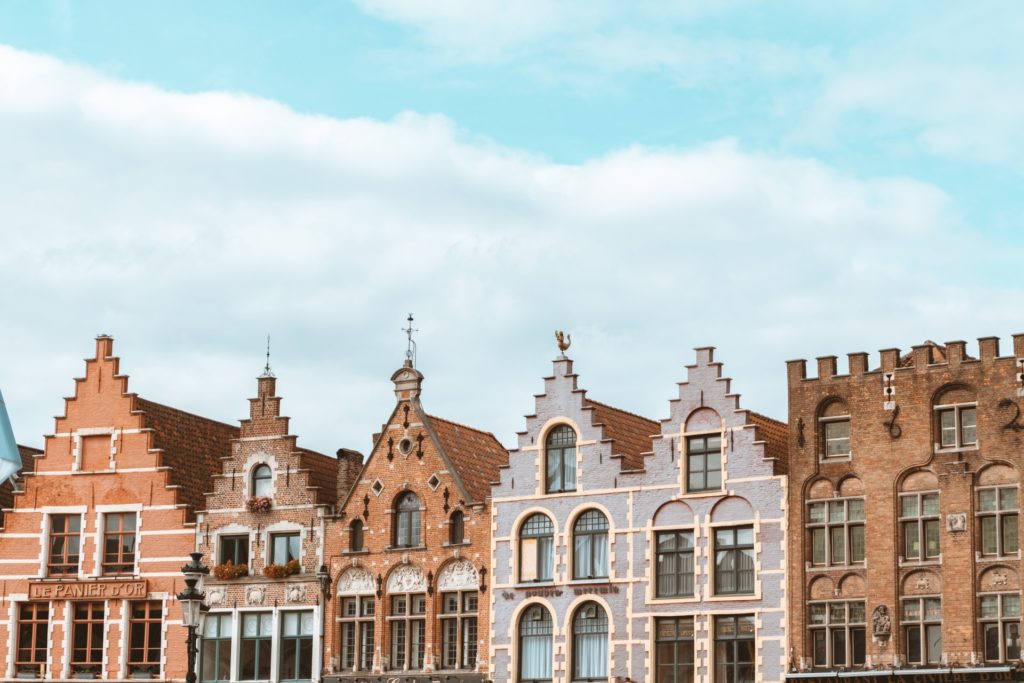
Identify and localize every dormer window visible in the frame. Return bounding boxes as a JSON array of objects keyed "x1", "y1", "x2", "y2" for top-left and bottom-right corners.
[
  {"x1": 393, "y1": 491, "x2": 422, "y2": 548},
  {"x1": 545, "y1": 425, "x2": 577, "y2": 494},
  {"x1": 252, "y1": 464, "x2": 273, "y2": 497},
  {"x1": 938, "y1": 405, "x2": 977, "y2": 448}
]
